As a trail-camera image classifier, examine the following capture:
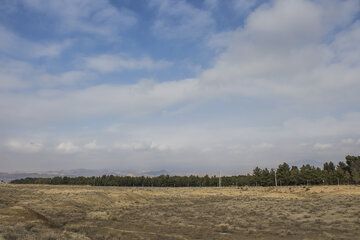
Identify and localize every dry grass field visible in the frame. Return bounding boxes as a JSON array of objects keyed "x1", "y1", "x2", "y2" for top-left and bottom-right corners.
[{"x1": 0, "y1": 184, "x2": 360, "y2": 240}]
